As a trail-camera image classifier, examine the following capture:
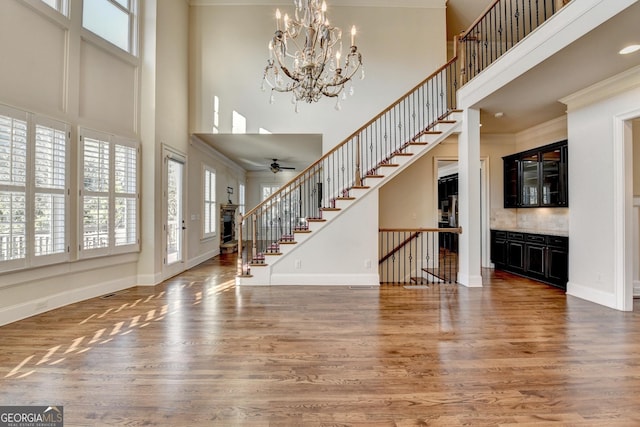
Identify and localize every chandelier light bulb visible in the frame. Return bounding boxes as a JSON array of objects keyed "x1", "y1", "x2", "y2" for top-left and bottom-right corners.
[
  {"x1": 351, "y1": 26, "x2": 356, "y2": 46},
  {"x1": 336, "y1": 51, "x2": 341, "y2": 68}
]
